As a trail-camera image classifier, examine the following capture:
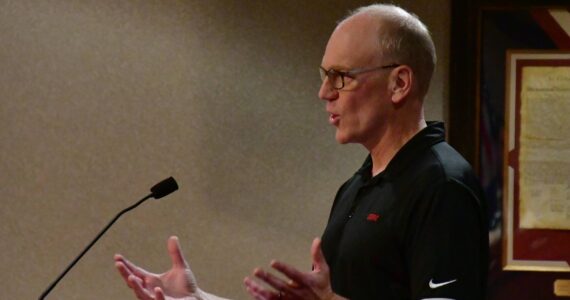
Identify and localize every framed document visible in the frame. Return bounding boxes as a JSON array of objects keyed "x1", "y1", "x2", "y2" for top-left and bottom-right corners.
[{"x1": 503, "y1": 50, "x2": 570, "y2": 271}]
